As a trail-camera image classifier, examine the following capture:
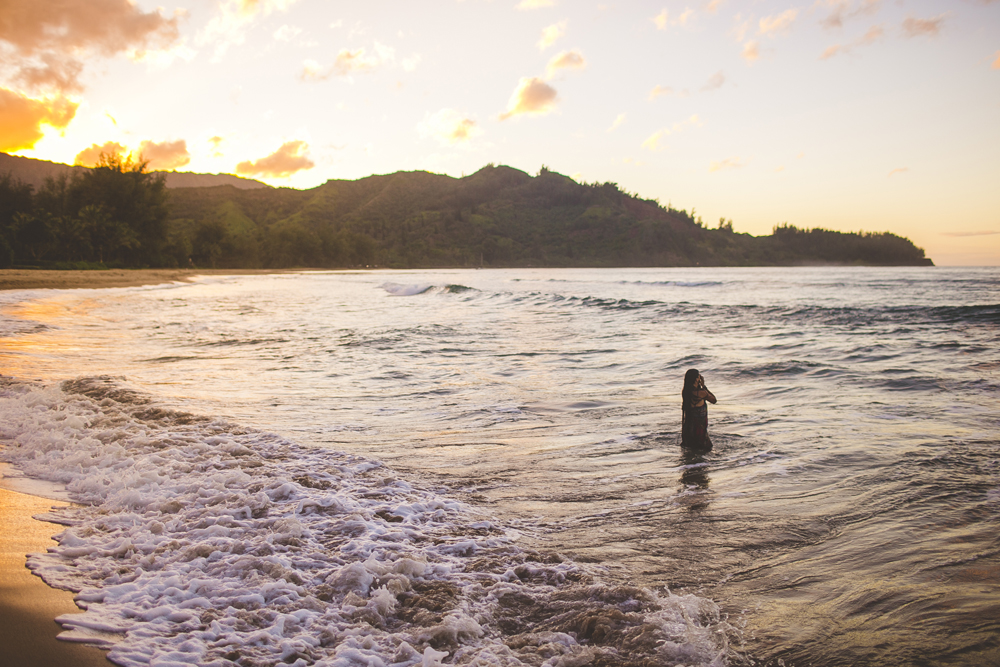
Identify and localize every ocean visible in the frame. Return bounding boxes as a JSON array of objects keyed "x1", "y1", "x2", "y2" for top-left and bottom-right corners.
[{"x1": 1, "y1": 267, "x2": 997, "y2": 667}]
